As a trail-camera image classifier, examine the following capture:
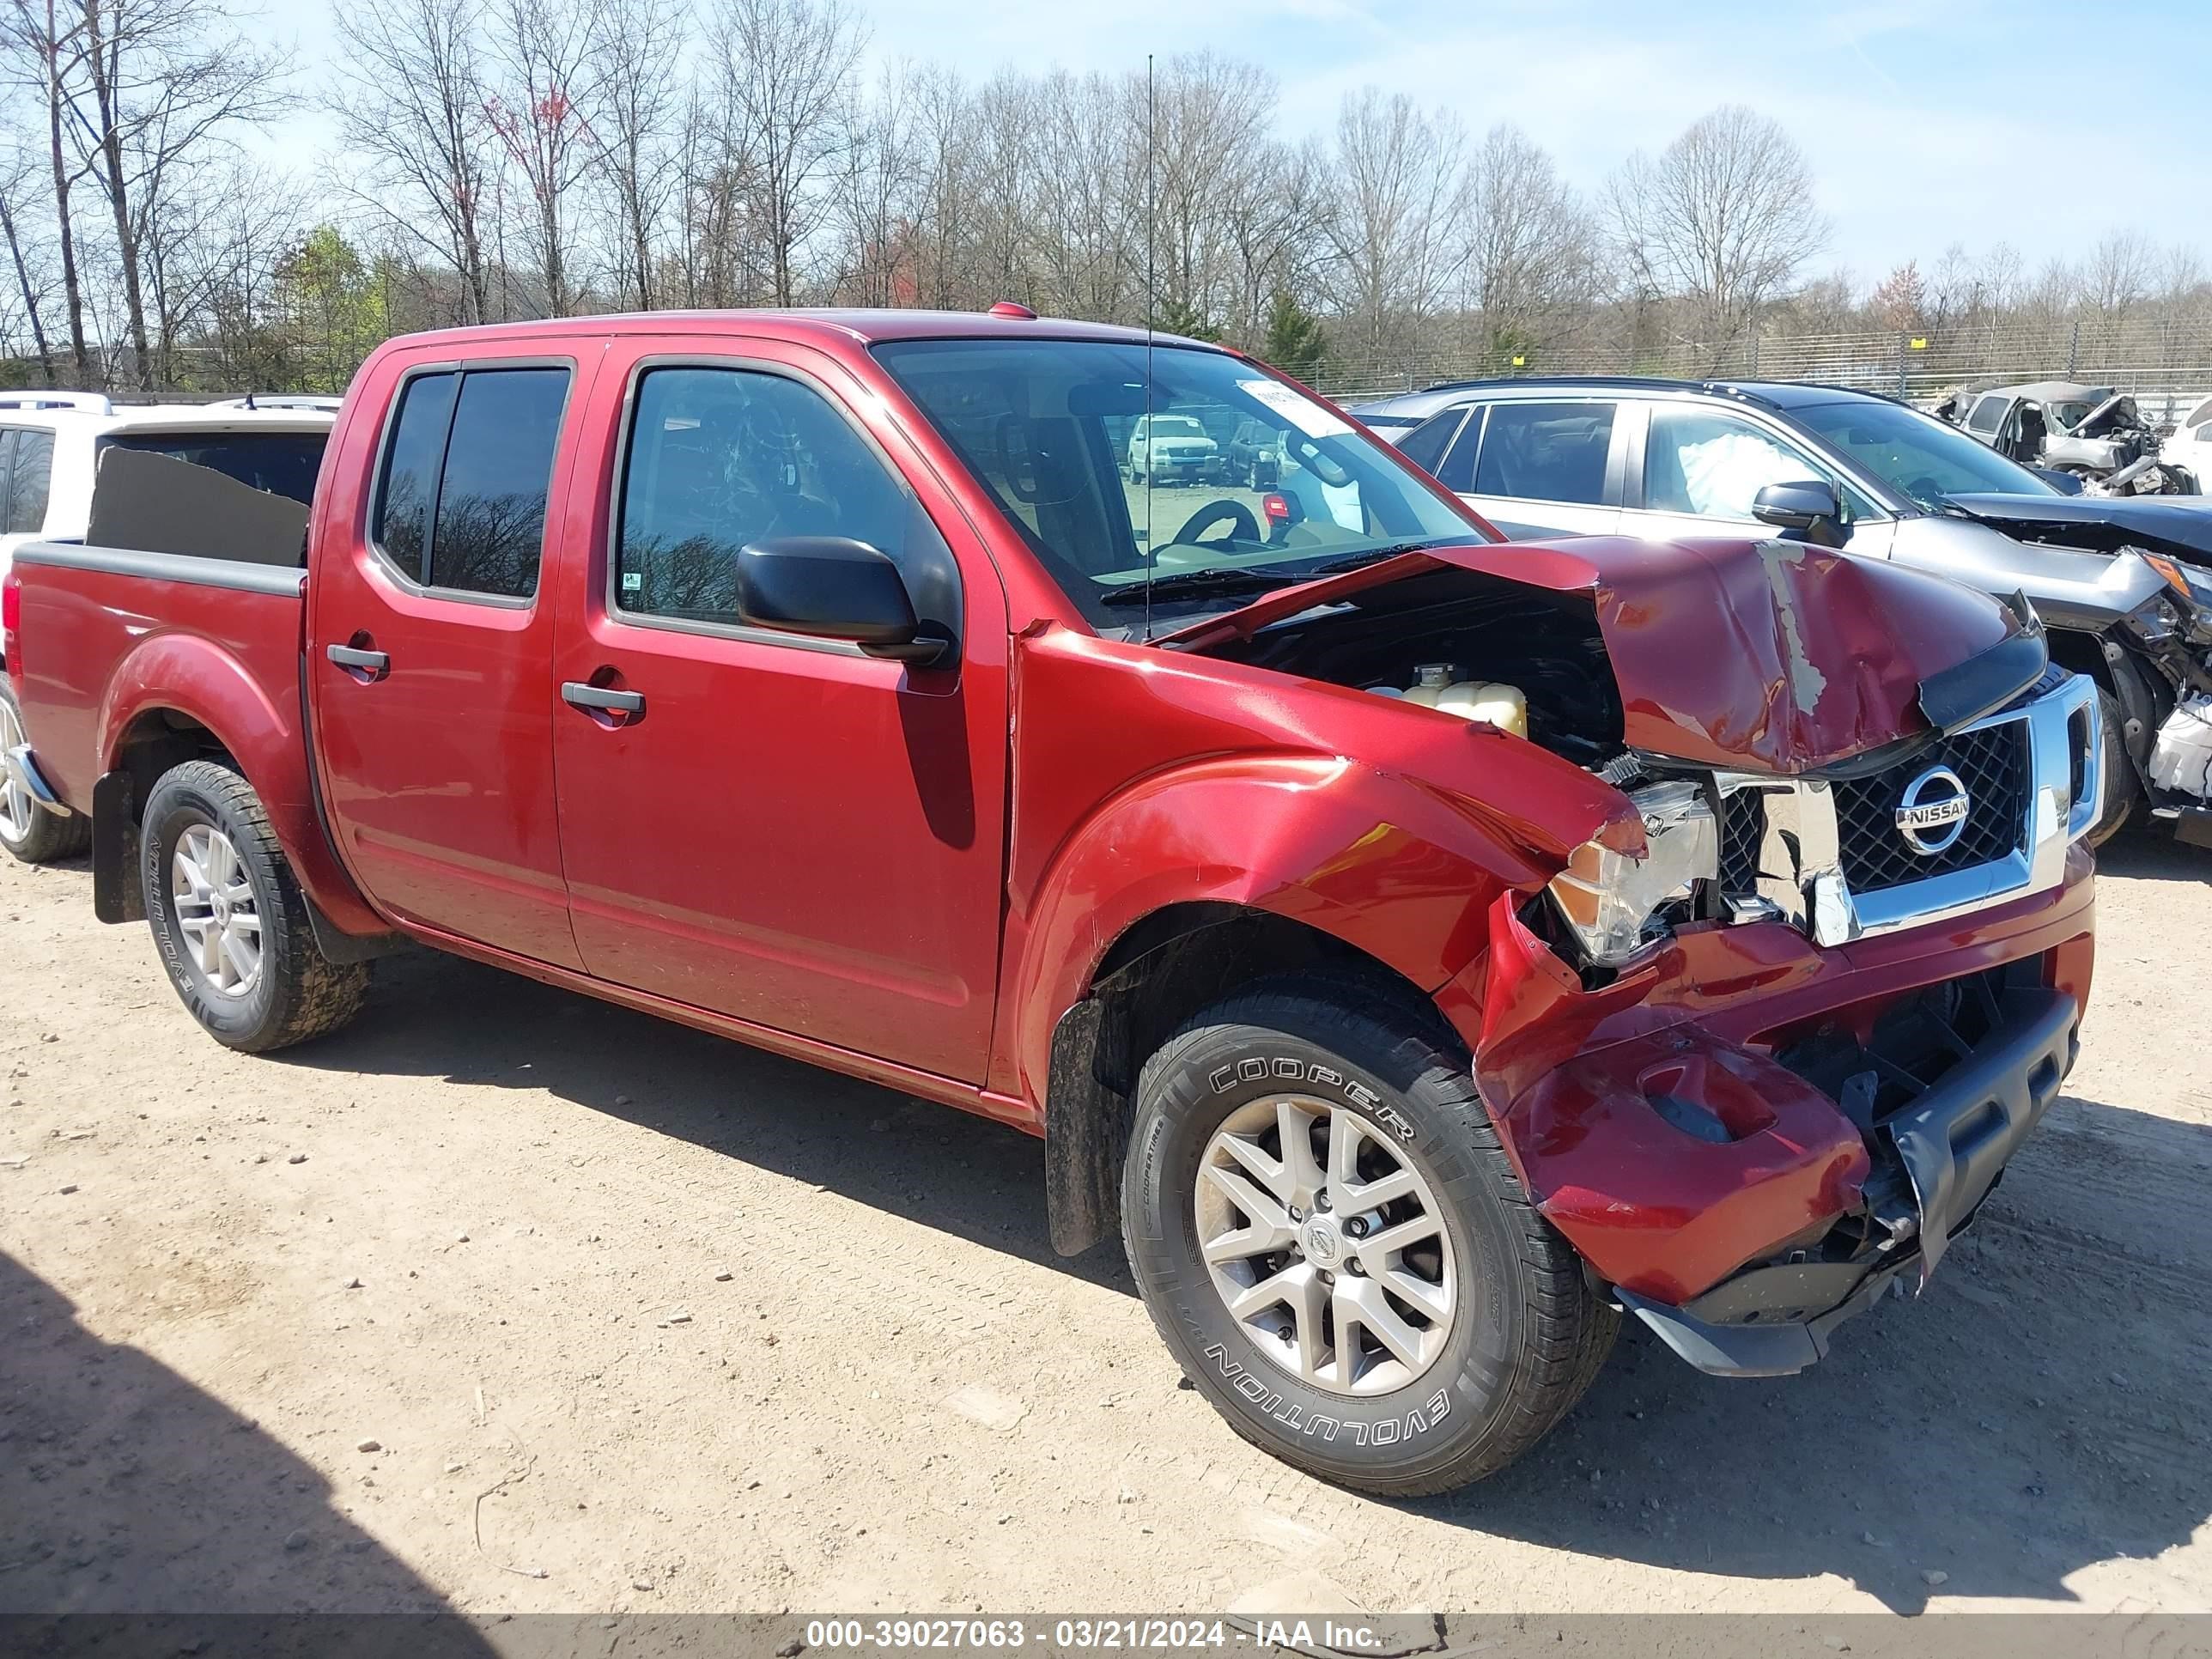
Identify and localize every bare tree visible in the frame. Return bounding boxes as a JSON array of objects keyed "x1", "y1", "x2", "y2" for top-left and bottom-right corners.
[
  {"x1": 5, "y1": 0, "x2": 94, "y2": 379},
  {"x1": 484, "y1": 0, "x2": 598, "y2": 316},
  {"x1": 710, "y1": 0, "x2": 863, "y2": 306},
  {"x1": 333, "y1": 0, "x2": 495, "y2": 325},
  {"x1": 1457, "y1": 124, "x2": 1597, "y2": 363},
  {"x1": 1607, "y1": 105, "x2": 1826, "y2": 356},
  {"x1": 1323, "y1": 88, "x2": 1466, "y2": 364},
  {"x1": 2080, "y1": 228, "x2": 2157, "y2": 323},
  {"x1": 0, "y1": 141, "x2": 56, "y2": 375},
  {"x1": 586, "y1": 0, "x2": 685, "y2": 310}
]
